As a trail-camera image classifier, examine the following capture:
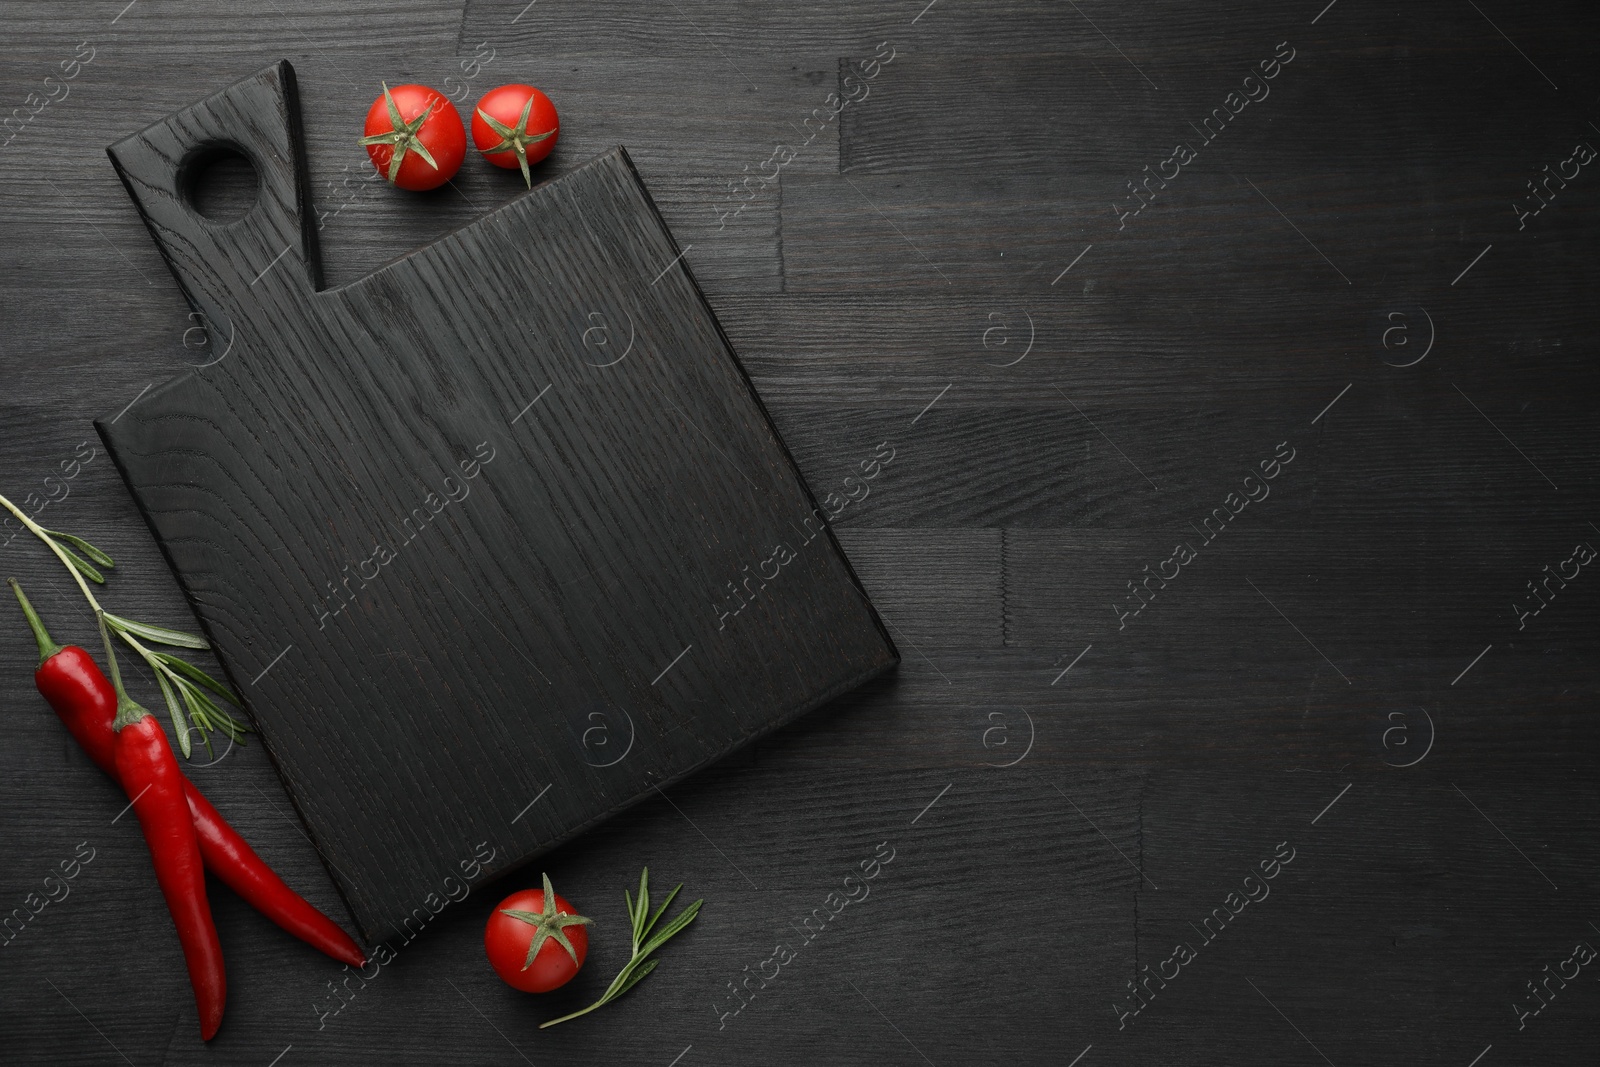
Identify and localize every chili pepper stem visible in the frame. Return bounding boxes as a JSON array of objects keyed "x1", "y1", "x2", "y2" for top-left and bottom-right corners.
[
  {"x1": 97, "y1": 610, "x2": 149, "y2": 731},
  {"x1": 9, "y1": 578, "x2": 63, "y2": 664},
  {"x1": 0, "y1": 490, "x2": 250, "y2": 753}
]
